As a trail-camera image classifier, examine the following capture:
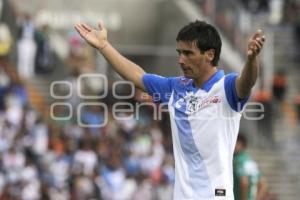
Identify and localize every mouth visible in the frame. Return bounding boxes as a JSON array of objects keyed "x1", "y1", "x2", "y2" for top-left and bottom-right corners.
[{"x1": 182, "y1": 68, "x2": 192, "y2": 73}]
